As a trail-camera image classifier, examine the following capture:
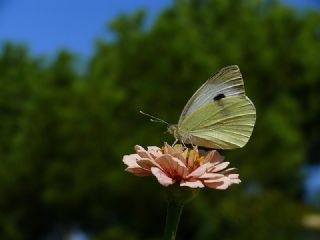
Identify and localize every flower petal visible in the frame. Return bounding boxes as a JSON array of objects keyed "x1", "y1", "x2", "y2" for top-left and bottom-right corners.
[
  {"x1": 147, "y1": 146, "x2": 163, "y2": 158},
  {"x1": 205, "y1": 150, "x2": 224, "y2": 163},
  {"x1": 198, "y1": 172, "x2": 225, "y2": 179},
  {"x1": 227, "y1": 173, "x2": 241, "y2": 184},
  {"x1": 187, "y1": 162, "x2": 210, "y2": 178},
  {"x1": 204, "y1": 177, "x2": 231, "y2": 189},
  {"x1": 163, "y1": 143, "x2": 187, "y2": 165},
  {"x1": 155, "y1": 155, "x2": 188, "y2": 178},
  {"x1": 135, "y1": 145, "x2": 154, "y2": 159},
  {"x1": 187, "y1": 149, "x2": 198, "y2": 168},
  {"x1": 163, "y1": 143, "x2": 174, "y2": 154},
  {"x1": 136, "y1": 158, "x2": 161, "y2": 170},
  {"x1": 125, "y1": 167, "x2": 152, "y2": 176},
  {"x1": 147, "y1": 146, "x2": 161, "y2": 152},
  {"x1": 209, "y1": 162, "x2": 230, "y2": 173},
  {"x1": 151, "y1": 167, "x2": 175, "y2": 186},
  {"x1": 172, "y1": 144, "x2": 185, "y2": 154},
  {"x1": 123, "y1": 154, "x2": 141, "y2": 168},
  {"x1": 180, "y1": 180, "x2": 205, "y2": 188},
  {"x1": 163, "y1": 143, "x2": 184, "y2": 155},
  {"x1": 223, "y1": 168, "x2": 237, "y2": 174},
  {"x1": 181, "y1": 148, "x2": 189, "y2": 161}
]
